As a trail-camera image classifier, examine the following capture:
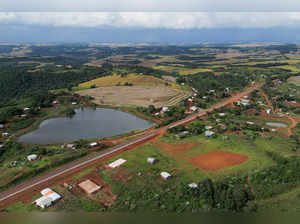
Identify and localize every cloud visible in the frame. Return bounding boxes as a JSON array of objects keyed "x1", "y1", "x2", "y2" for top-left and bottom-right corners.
[
  {"x1": 0, "y1": 12, "x2": 300, "y2": 29},
  {"x1": 0, "y1": 0, "x2": 300, "y2": 11}
]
